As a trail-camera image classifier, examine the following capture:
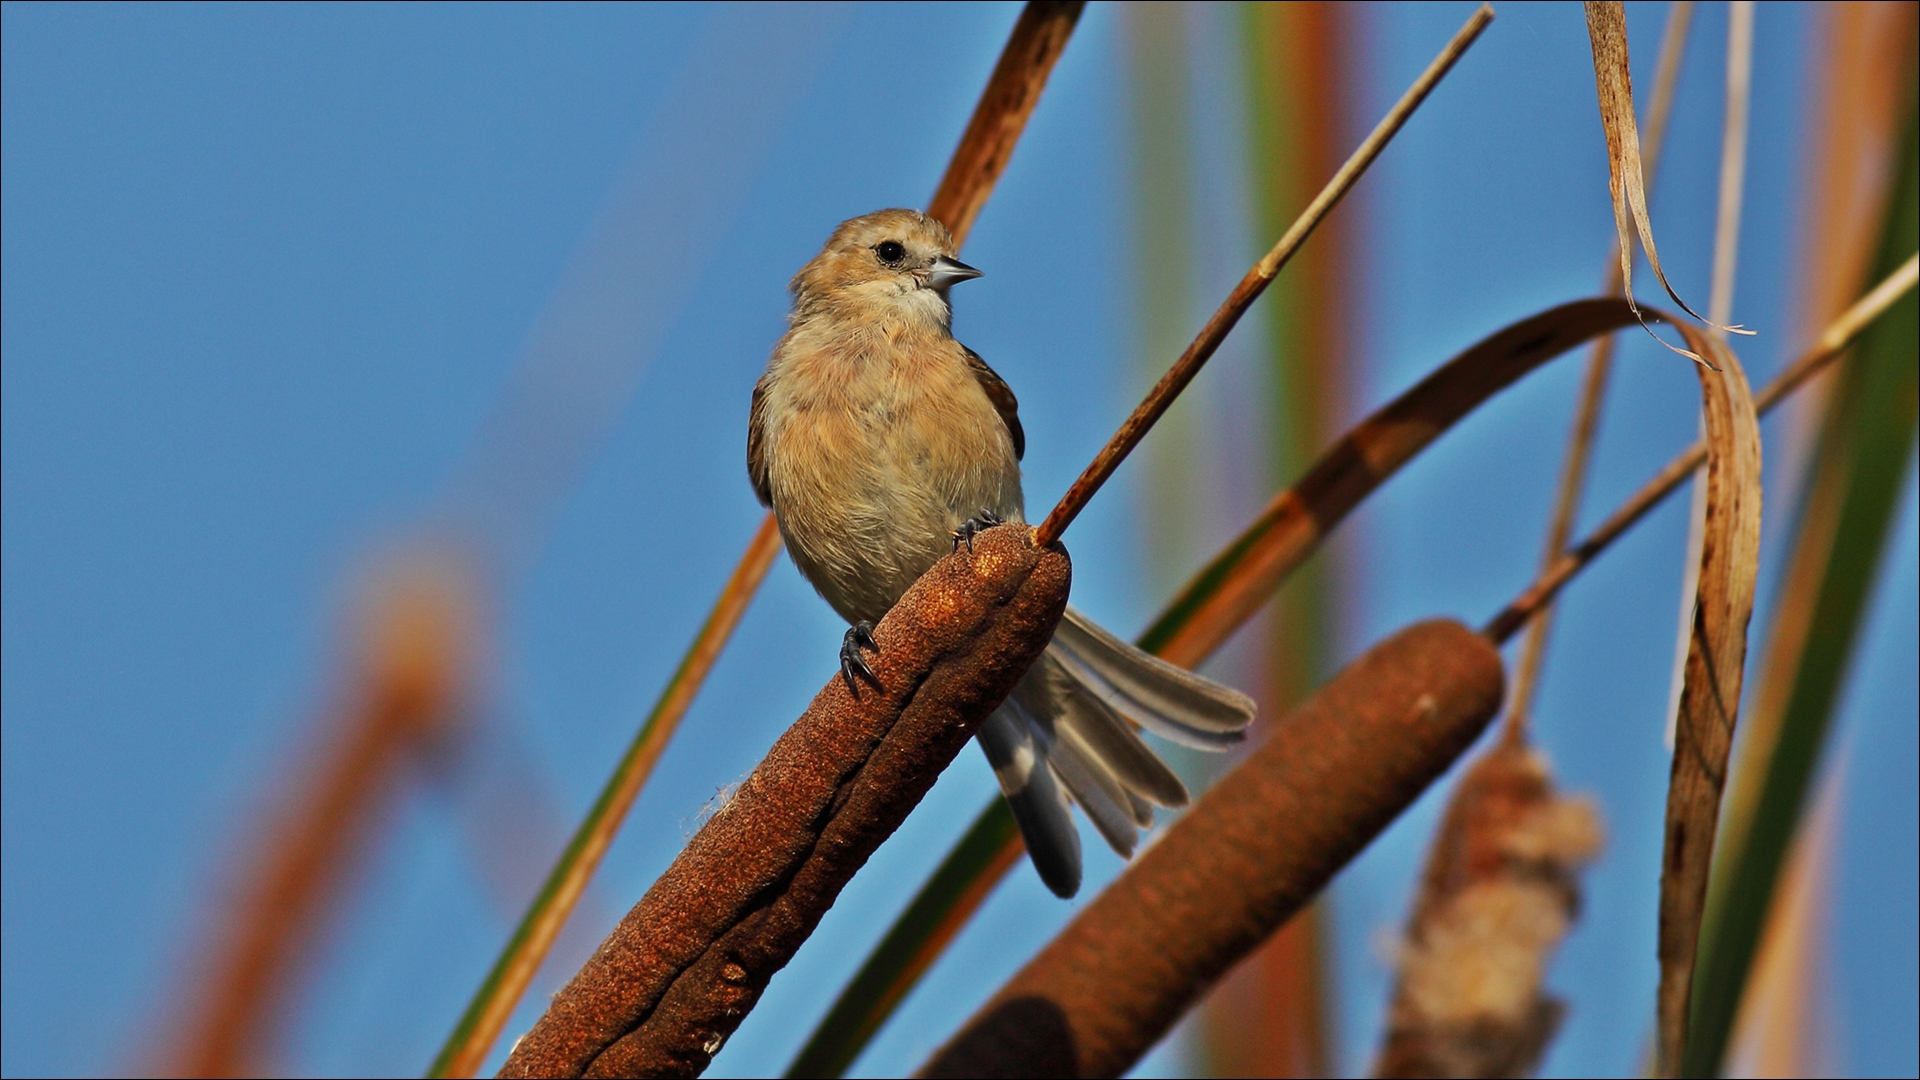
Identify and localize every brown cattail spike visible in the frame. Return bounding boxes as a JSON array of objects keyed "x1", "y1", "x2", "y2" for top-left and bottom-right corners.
[
  {"x1": 501, "y1": 524, "x2": 1069, "y2": 1079},
  {"x1": 921, "y1": 620, "x2": 1505, "y2": 1080}
]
